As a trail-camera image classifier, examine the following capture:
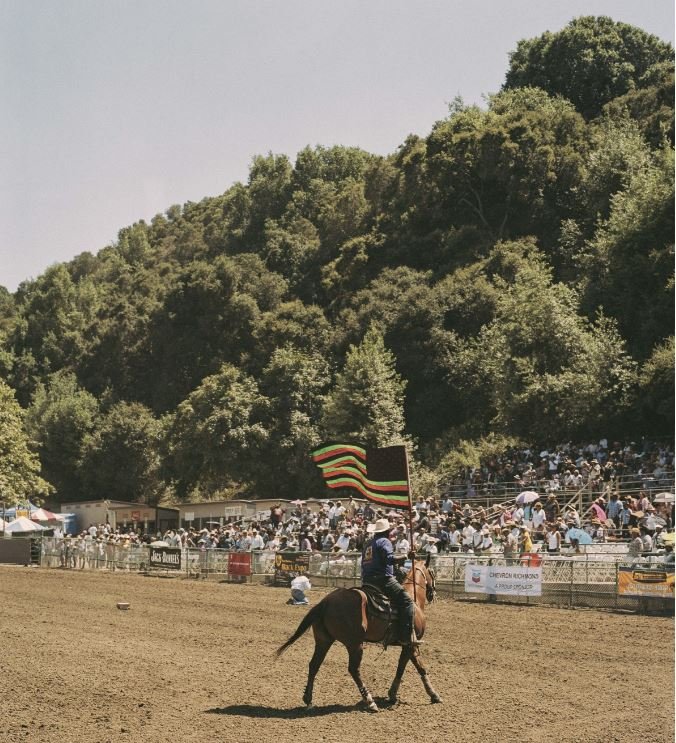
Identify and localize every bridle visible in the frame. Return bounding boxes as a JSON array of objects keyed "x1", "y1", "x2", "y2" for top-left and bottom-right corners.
[
  {"x1": 427, "y1": 566, "x2": 437, "y2": 603},
  {"x1": 404, "y1": 564, "x2": 437, "y2": 604}
]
